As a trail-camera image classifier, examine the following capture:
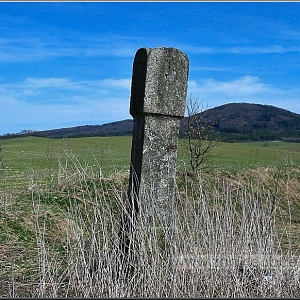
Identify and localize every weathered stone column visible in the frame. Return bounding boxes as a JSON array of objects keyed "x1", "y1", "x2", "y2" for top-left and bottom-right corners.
[{"x1": 119, "y1": 47, "x2": 189, "y2": 277}]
